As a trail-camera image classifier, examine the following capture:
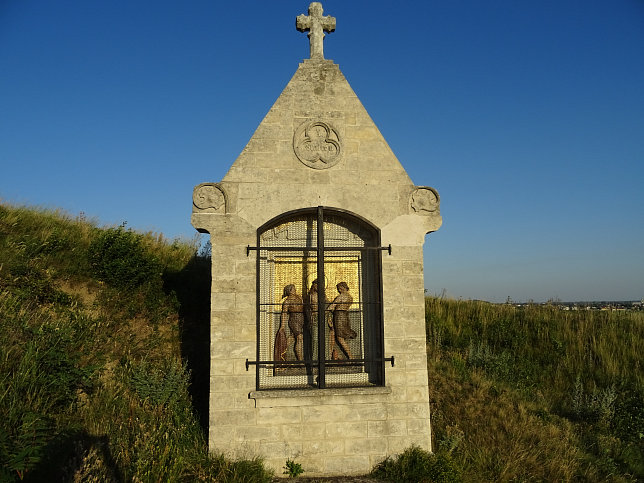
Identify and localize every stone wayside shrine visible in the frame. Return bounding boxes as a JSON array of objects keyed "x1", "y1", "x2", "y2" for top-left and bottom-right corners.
[{"x1": 191, "y1": 2, "x2": 442, "y2": 476}]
